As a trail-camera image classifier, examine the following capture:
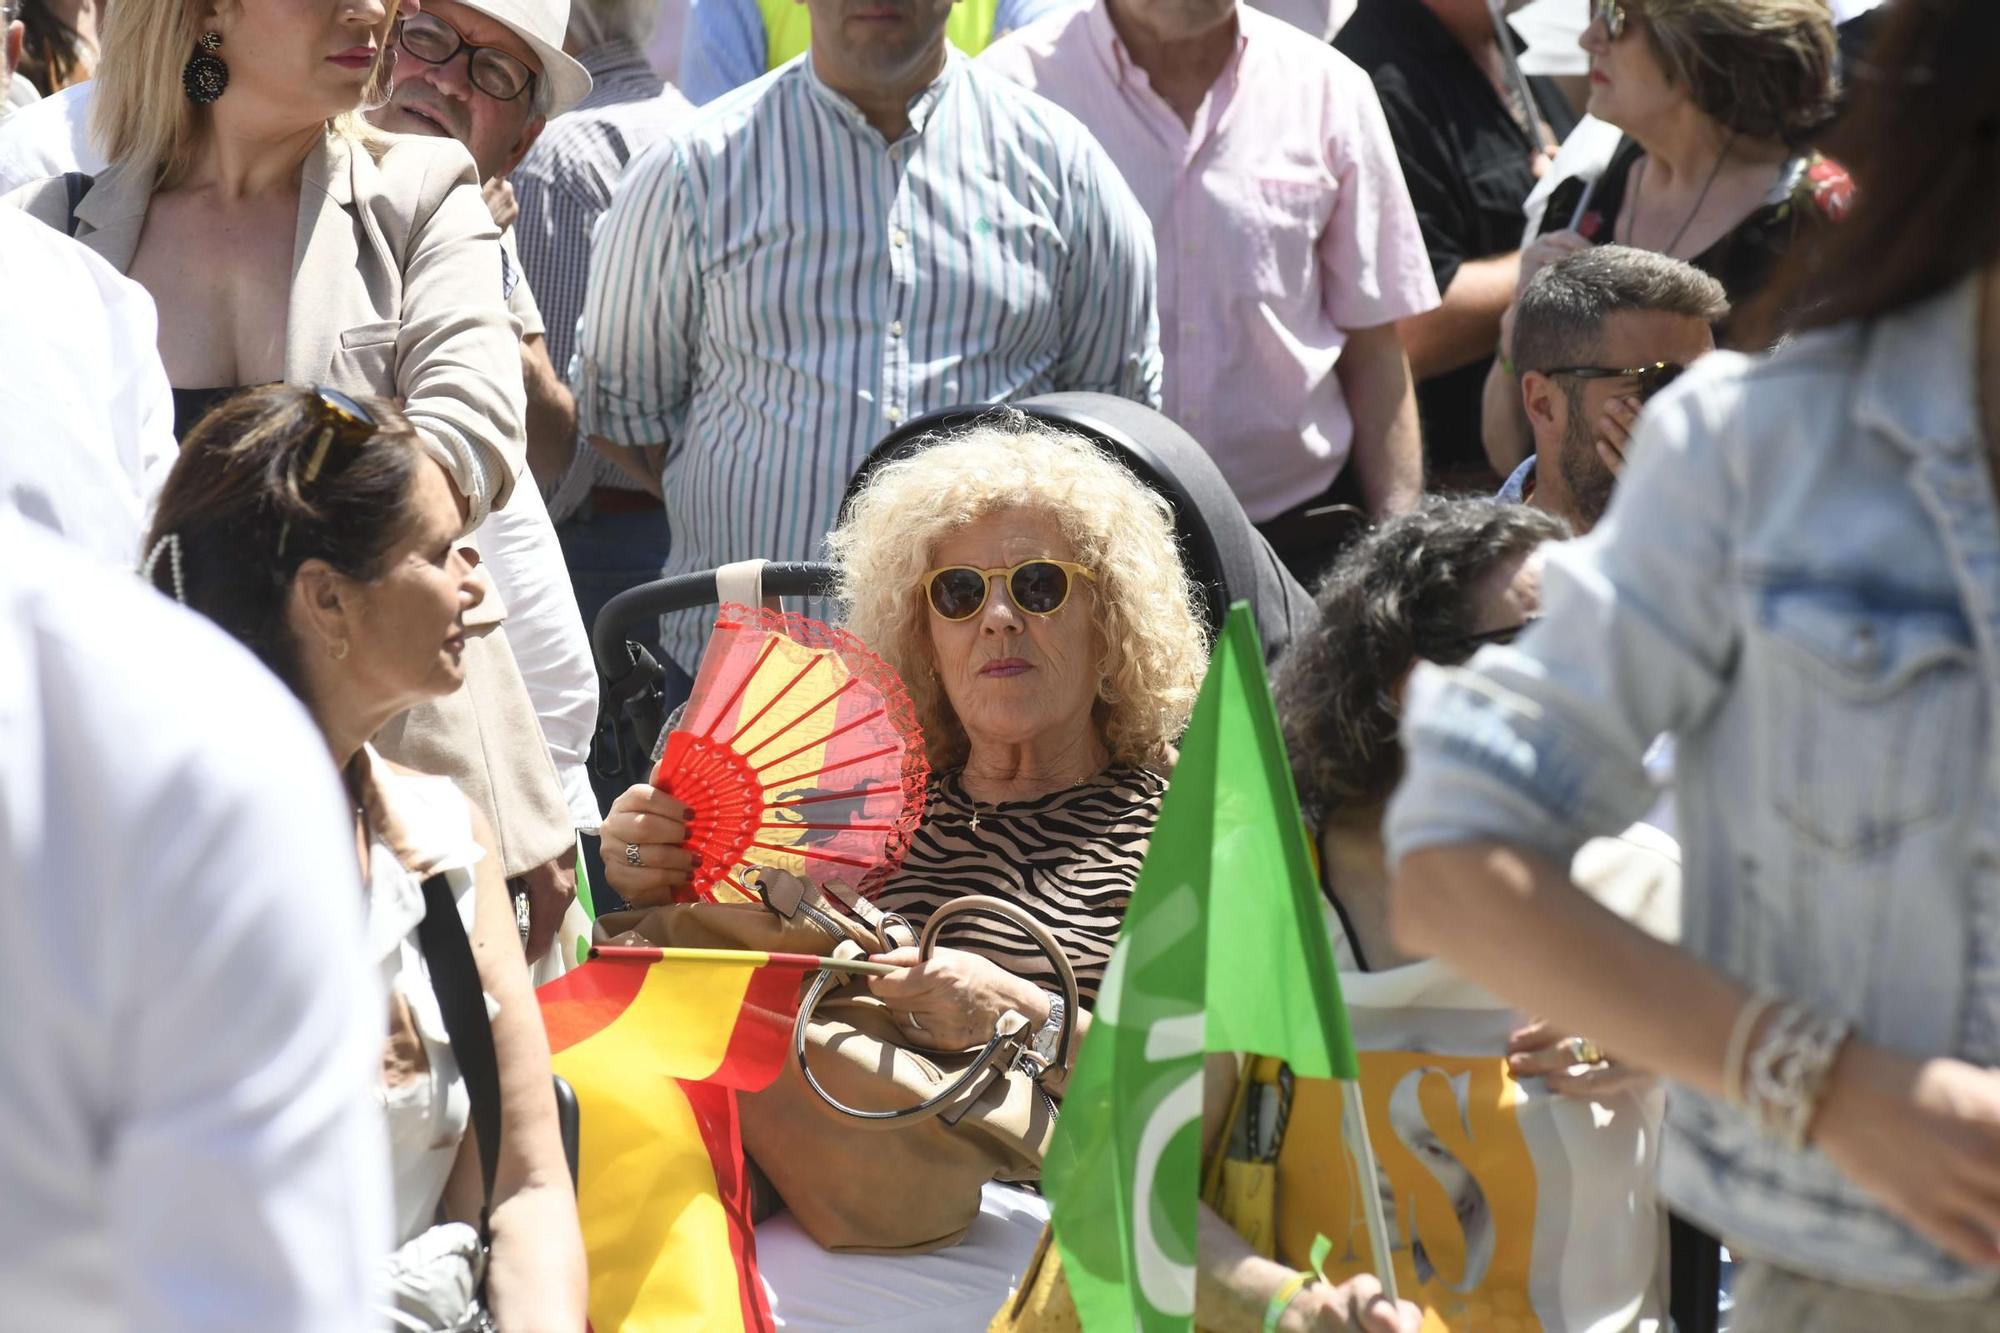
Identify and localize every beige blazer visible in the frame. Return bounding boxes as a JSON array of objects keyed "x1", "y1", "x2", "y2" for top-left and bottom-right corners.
[
  {"x1": 11, "y1": 131, "x2": 526, "y2": 523},
  {"x1": 9, "y1": 131, "x2": 573, "y2": 875}
]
